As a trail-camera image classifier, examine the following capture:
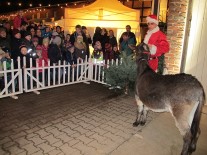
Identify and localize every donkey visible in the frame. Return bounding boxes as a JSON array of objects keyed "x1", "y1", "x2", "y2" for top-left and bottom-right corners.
[{"x1": 133, "y1": 42, "x2": 205, "y2": 155}]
